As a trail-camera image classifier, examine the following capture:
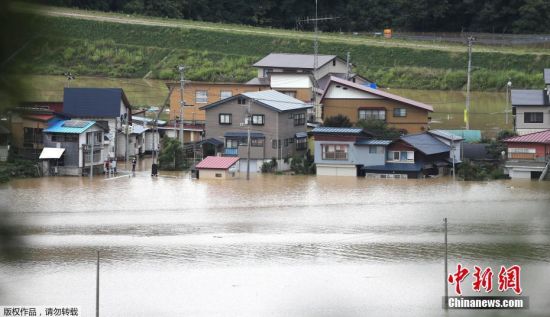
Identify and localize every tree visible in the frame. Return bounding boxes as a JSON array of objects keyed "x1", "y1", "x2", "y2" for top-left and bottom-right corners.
[
  {"x1": 322, "y1": 114, "x2": 352, "y2": 127},
  {"x1": 158, "y1": 136, "x2": 186, "y2": 170},
  {"x1": 356, "y1": 119, "x2": 402, "y2": 139}
]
